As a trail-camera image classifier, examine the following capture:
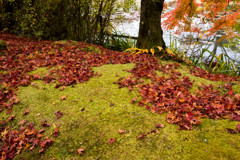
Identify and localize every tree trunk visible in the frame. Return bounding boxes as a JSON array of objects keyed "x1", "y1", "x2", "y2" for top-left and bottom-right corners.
[{"x1": 137, "y1": 0, "x2": 166, "y2": 49}]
